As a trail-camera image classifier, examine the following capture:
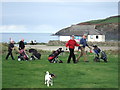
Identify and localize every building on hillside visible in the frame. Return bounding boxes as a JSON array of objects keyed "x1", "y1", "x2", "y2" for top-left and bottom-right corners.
[{"x1": 55, "y1": 25, "x2": 105, "y2": 42}]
